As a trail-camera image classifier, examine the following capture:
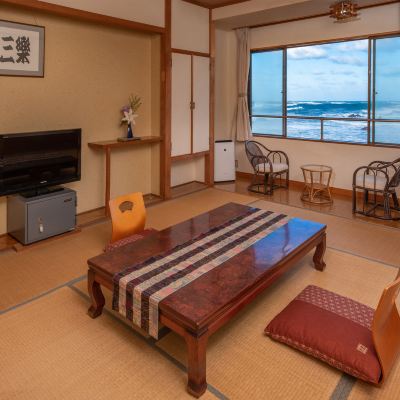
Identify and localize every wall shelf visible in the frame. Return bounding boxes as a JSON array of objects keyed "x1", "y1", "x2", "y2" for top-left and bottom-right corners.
[{"x1": 88, "y1": 135, "x2": 163, "y2": 216}]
